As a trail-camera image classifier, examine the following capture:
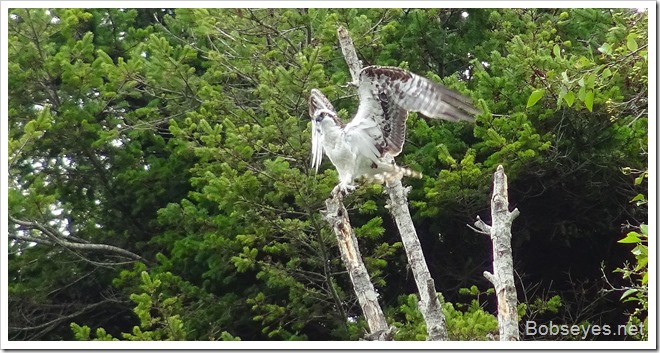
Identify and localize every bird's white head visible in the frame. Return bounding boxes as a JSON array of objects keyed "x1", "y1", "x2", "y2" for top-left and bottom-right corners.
[
  {"x1": 309, "y1": 89, "x2": 343, "y2": 173},
  {"x1": 309, "y1": 89, "x2": 335, "y2": 119},
  {"x1": 309, "y1": 89, "x2": 343, "y2": 128}
]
